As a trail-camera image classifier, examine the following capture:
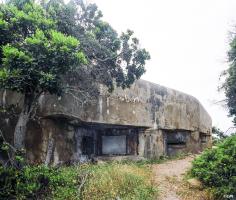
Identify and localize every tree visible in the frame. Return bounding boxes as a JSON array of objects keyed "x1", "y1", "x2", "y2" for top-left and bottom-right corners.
[
  {"x1": 212, "y1": 126, "x2": 227, "y2": 139},
  {"x1": 223, "y1": 32, "x2": 236, "y2": 124},
  {"x1": 0, "y1": 0, "x2": 87, "y2": 151},
  {"x1": 44, "y1": 0, "x2": 150, "y2": 91},
  {"x1": 0, "y1": 0, "x2": 150, "y2": 154},
  {"x1": 212, "y1": 126, "x2": 227, "y2": 145}
]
